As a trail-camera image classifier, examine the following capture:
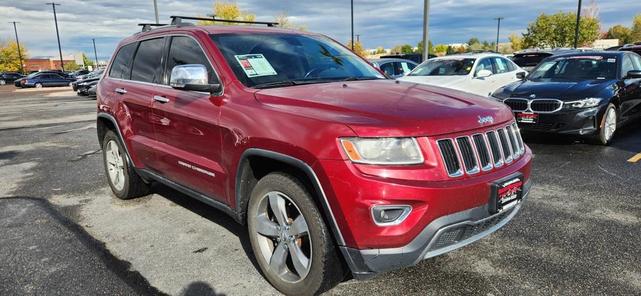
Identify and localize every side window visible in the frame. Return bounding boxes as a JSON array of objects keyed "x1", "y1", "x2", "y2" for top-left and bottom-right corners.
[
  {"x1": 166, "y1": 36, "x2": 217, "y2": 84},
  {"x1": 630, "y1": 54, "x2": 641, "y2": 71},
  {"x1": 379, "y1": 62, "x2": 395, "y2": 76},
  {"x1": 492, "y1": 57, "x2": 510, "y2": 74},
  {"x1": 131, "y1": 38, "x2": 165, "y2": 83},
  {"x1": 621, "y1": 55, "x2": 635, "y2": 77},
  {"x1": 475, "y1": 58, "x2": 494, "y2": 75},
  {"x1": 109, "y1": 43, "x2": 137, "y2": 80},
  {"x1": 506, "y1": 59, "x2": 517, "y2": 72}
]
